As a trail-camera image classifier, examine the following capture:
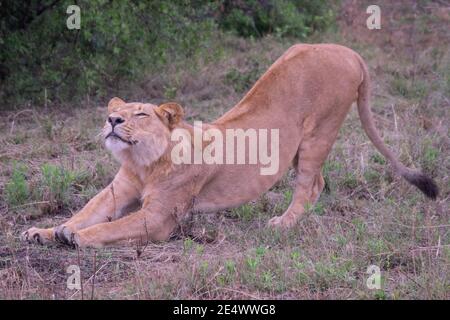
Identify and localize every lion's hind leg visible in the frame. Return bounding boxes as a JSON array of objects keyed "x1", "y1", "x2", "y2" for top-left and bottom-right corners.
[{"x1": 268, "y1": 131, "x2": 334, "y2": 229}]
